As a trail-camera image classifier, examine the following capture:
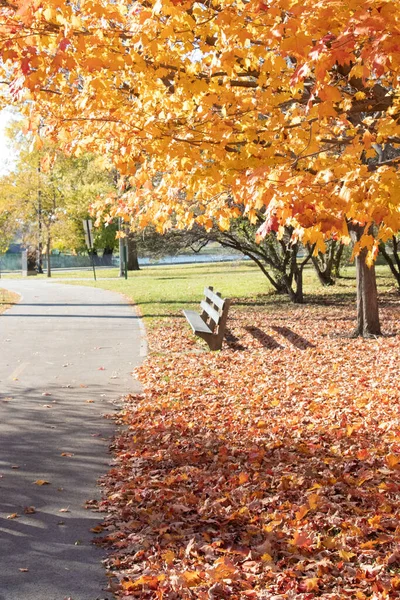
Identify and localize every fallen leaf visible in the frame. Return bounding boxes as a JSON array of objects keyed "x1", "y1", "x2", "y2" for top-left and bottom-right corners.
[{"x1": 24, "y1": 506, "x2": 36, "y2": 514}]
